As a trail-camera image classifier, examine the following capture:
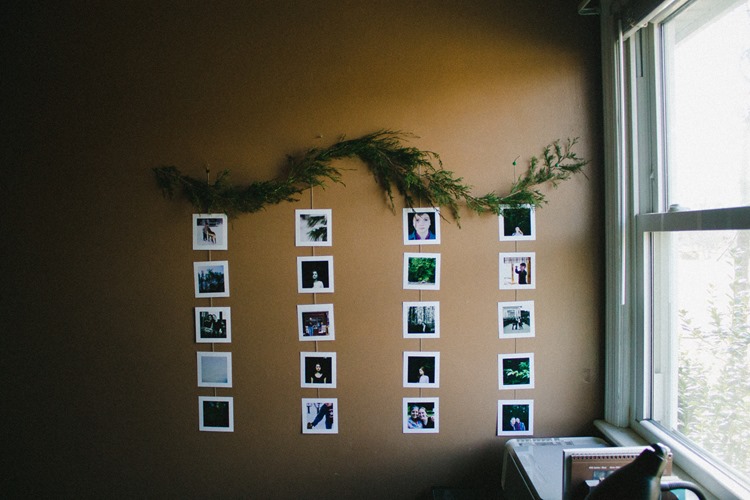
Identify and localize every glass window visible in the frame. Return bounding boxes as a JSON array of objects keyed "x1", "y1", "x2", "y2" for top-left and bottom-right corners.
[
  {"x1": 661, "y1": 0, "x2": 750, "y2": 211},
  {"x1": 651, "y1": 229, "x2": 750, "y2": 484},
  {"x1": 616, "y1": 0, "x2": 750, "y2": 496}
]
